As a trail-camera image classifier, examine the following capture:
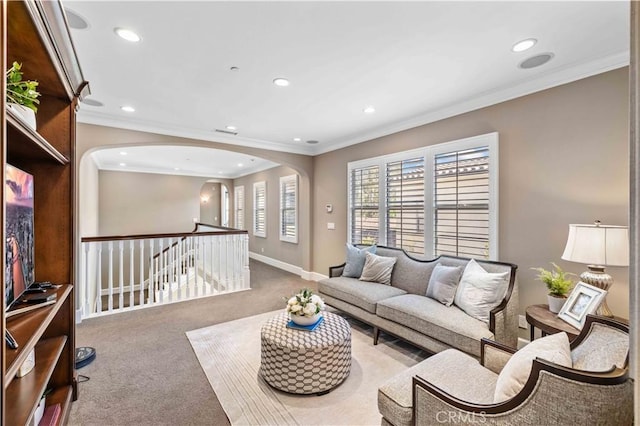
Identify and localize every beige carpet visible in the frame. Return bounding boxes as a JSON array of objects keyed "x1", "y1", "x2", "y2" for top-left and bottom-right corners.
[{"x1": 187, "y1": 310, "x2": 429, "y2": 426}]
